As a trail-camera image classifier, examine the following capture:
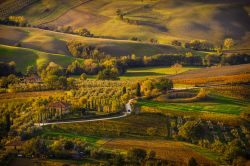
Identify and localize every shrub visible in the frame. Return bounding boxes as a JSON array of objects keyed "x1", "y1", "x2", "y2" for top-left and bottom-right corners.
[
  {"x1": 127, "y1": 148, "x2": 147, "y2": 163},
  {"x1": 187, "y1": 157, "x2": 198, "y2": 166},
  {"x1": 224, "y1": 38, "x2": 234, "y2": 49},
  {"x1": 97, "y1": 68, "x2": 119, "y2": 80},
  {"x1": 172, "y1": 40, "x2": 182, "y2": 46}
]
